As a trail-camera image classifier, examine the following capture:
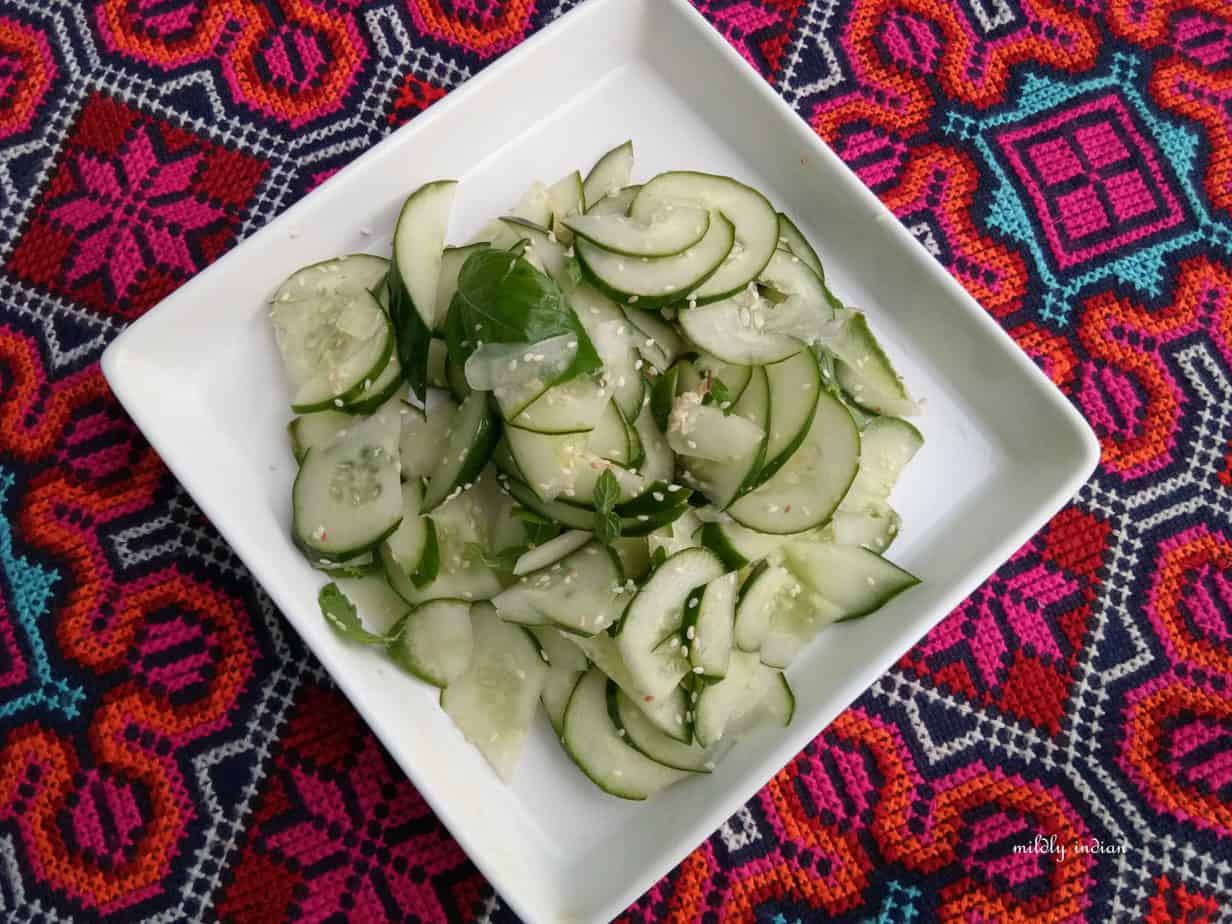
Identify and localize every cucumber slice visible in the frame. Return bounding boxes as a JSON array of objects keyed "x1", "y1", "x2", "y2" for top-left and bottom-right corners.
[
  {"x1": 686, "y1": 570, "x2": 736, "y2": 680},
  {"x1": 667, "y1": 393, "x2": 764, "y2": 464},
  {"x1": 611, "y1": 683, "x2": 711, "y2": 772},
  {"x1": 380, "y1": 480, "x2": 431, "y2": 581},
  {"x1": 621, "y1": 306, "x2": 684, "y2": 371},
  {"x1": 758, "y1": 247, "x2": 829, "y2": 314},
  {"x1": 288, "y1": 410, "x2": 351, "y2": 462},
  {"x1": 758, "y1": 348, "x2": 822, "y2": 484},
  {"x1": 681, "y1": 367, "x2": 769, "y2": 509},
  {"x1": 513, "y1": 371, "x2": 611, "y2": 435},
  {"x1": 293, "y1": 408, "x2": 403, "y2": 562},
  {"x1": 616, "y1": 547, "x2": 726, "y2": 700},
  {"x1": 576, "y1": 212, "x2": 735, "y2": 308},
  {"x1": 845, "y1": 416, "x2": 923, "y2": 503},
  {"x1": 499, "y1": 216, "x2": 567, "y2": 280},
  {"x1": 388, "y1": 486, "x2": 502, "y2": 605},
  {"x1": 332, "y1": 572, "x2": 408, "y2": 636},
  {"x1": 399, "y1": 392, "x2": 457, "y2": 480},
  {"x1": 339, "y1": 352, "x2": 404, "y2": 416},
  {"x1": 536, "y1": 627, "x2": 586, "y2": 735},
  {"x1": 693, "y1": 354, "x2": 754, "y2": 405},
  {"x1": 513, "y1": 530, "x2": 592, "y2": 576},
  {"x1": 831, "y1": 502, "x2": 901, "y2": 552},
  {"x1": 693, "y1": 649, "x2": 761, "y2": 747},
  {"x1": 759, "y1": 591, "x2": 843, "y2": 669},
  {"x1": 698, "y1": 519, "x2": 805, "y2": 570},
  {"x1": 269, "y1": 254, "x2": 390, "y2": 388},
  {"x1": 441, "y1": 604, "x2": 547, "y2": 781},
  {"x1": 647, "y1": 509, "x2": 702, "y2": 559},
  {"x1": 562, "y1": 669, "x2": 689, "y2": 800},
  {"x1": 565, "y1": 279, "x2": 647, "y2": 420},
  {"x1": 586, "y1": 185, "x2": 640, "y2": 217},
  {"x1": 290, "y1": 303, "x2": 394, "y2": 413},
  {"x1": 422, "y1": 391, "x2": 498, "y2": 511},
  {"x1": 612, "y1": 535, "x2": 651, "y2": 581},
  {"x1": 728, "y1": 389, "x2": 859, "y2": 534},
  {"x1": 435, "y1": 244, "x2": 486, "y2": 332},
  {"x1": 466, "y1": 335, "x2": 578, "y2": 420},
  {"x1": 782, "y1": 543, "x2": 920, "y2": 620},
  {"x1": 777, "y1": 213, "x2": 823, "y2": 279},
  {"x1": 633, "y1": 404, "x2": 674, "y2": 484},
  {"x1": 632, "y1": 172, "x2": 778, "y2": 303},
  {"x1": 388, "y1": 598, "x2": 473, "y2": 687},
  {"x1": 564, "y1": 207, "x2": 710, "y2": 258},
  {"x1": 493, "y1": 541, "x2": 629, "y2": 636},
  {"x1": 589, "y1": 399, "x2": 634, "y2": 467},
  {"x1": 392, "y1": 180, "x2": 457, "y2": 331},
  {"x1": 827, "y1": 313, "x2": 919, "y2": 416},
  {"x1": 583, "y1": 141, "x2": 634, "y2": 209},
  {"x1": 677, "y1": 292, "x2": 801, "y2": 366},
  {"x1": 567, "y1": 633, "x2": 691, "y2": 742},
  {"x1": 546, "y1": 171, "x2": 584, "y2": 240},
  {"x1": 733, "y1": 561, "x2": 794, "y2": 651}
]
